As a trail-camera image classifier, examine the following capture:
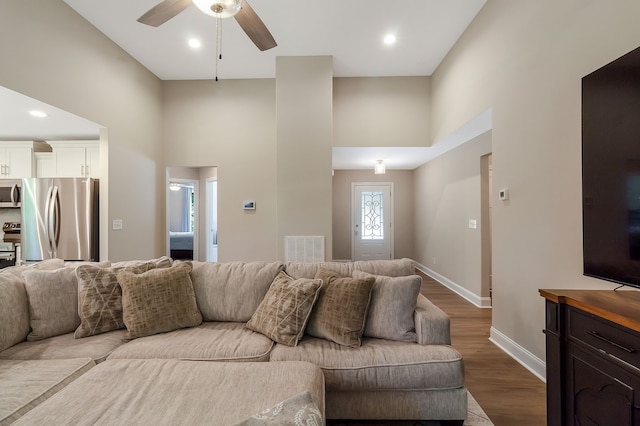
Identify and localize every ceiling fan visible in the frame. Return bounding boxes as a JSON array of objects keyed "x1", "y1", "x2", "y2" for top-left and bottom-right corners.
[{"x1": 137, "y1": 0, "x2": 277, "y2": 51}]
